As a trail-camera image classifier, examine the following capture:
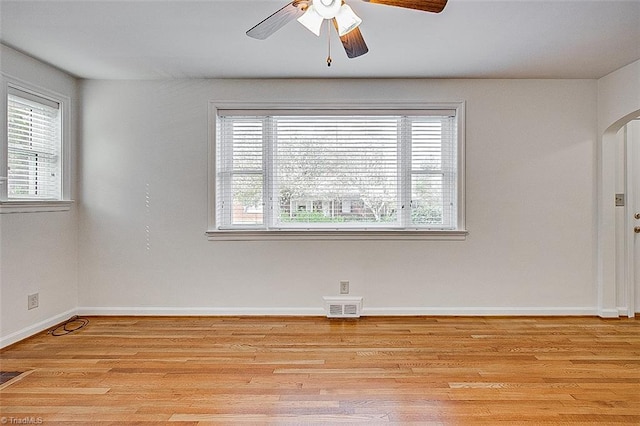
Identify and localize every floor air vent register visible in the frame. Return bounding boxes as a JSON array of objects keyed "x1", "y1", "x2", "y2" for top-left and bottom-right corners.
[{"x1": 323, "y1": 296, "x2": 363, "y2": 318}]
